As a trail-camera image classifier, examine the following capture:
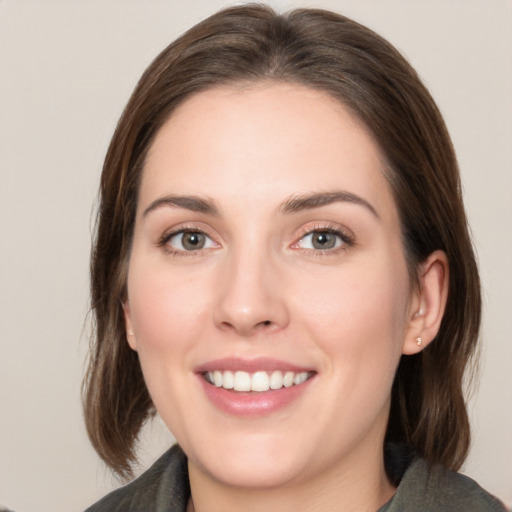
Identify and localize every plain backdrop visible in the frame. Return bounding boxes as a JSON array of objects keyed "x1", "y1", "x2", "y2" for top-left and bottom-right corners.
[{"x1": 1, "y1": 1, "x2": 511, "y2": 510}]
